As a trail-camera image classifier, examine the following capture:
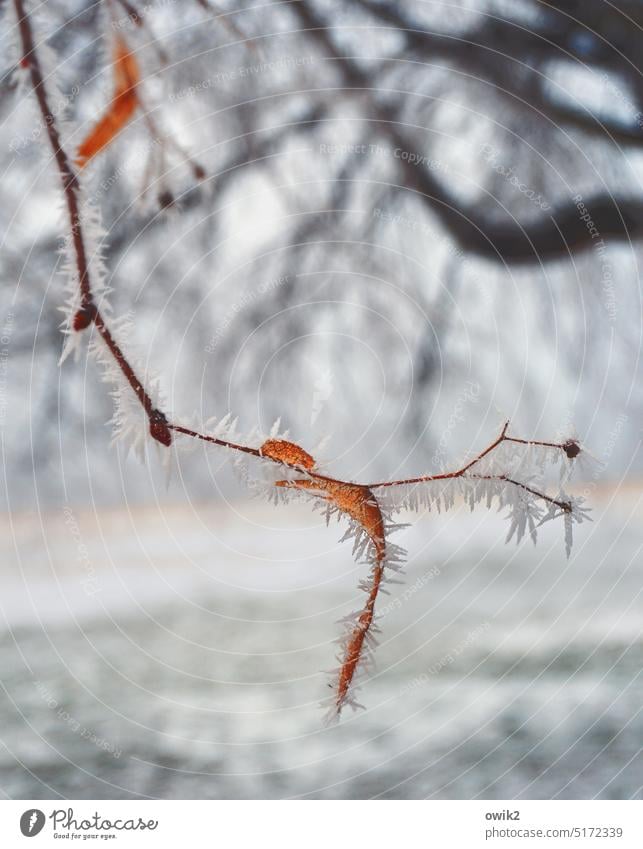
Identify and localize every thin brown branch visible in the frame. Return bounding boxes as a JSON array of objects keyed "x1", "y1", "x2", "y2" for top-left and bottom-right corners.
[
  {"x1": 21, "y1": 0, "x2": 572, "y2": 492},
  {"x1": 194, "y1": 0, "x2": 261, "y2": 55},
  {"x1": 454, "y1": 420, "x2": 510, "y2": 476},
  {"x1": 335, "y1": 559, "x2": 384, "y2": 713},
  {"x1": 369, "y1": 423, "x2": 573, "y2": 486},
  {"x1": 15, "y1": 0, "x2": 583, "y2": 717},
  {"x1": 14, "y1": 2, "x2": 89, "y2": 307},
  {"x1": 169, "y1": 423, "x2": 261, "y2": 457},
  {"x1": 469, "y1": 475, "x2": 572, "y2": 513},
  {"x1": 276, "y1": 477, "x2": 387, "y2": 714},
  {"x1": 110, "y1": 0, "x2": 171, "y2": 66},
  {"x1": 15, "y1": 0, "x2": 169, "y2": 444},
  {"x1": 17, "y1": 0, "x2": 577, "y2": 483}
]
